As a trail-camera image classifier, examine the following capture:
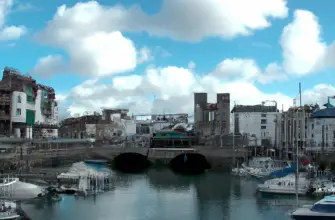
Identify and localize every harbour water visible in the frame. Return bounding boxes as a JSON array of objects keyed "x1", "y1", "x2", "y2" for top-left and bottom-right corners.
[{"x1": 21, "y1": 166, "x2": 317, "y2": 220}]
